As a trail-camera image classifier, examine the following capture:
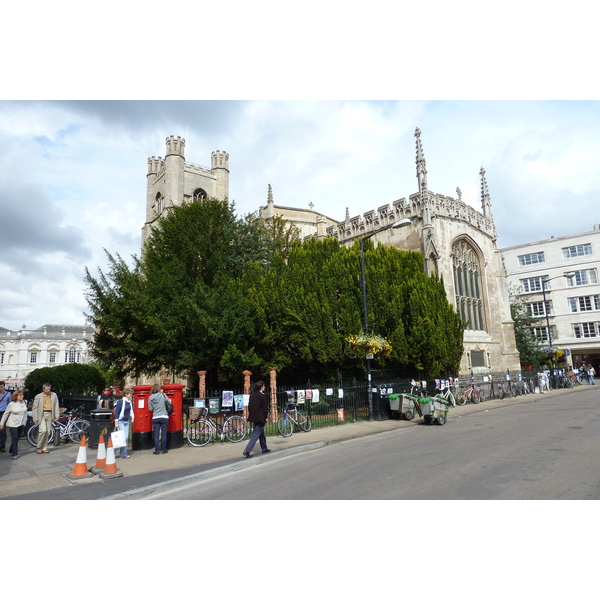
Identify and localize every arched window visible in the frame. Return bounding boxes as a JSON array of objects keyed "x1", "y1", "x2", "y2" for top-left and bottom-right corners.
[
  {"x1": 193, "y1": 188, "x2": 207, "y2": 202},
  {"x1": 452, "y1": 239, "x2": 486, "y2": 331},
  {"x1": 154, "y1": 193, "x2": 164, "y2": 216},
  {"x1": 65, "y1": 347, "x2": 80, "y2": 363}
]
